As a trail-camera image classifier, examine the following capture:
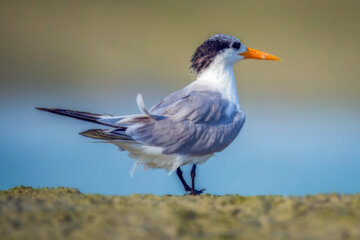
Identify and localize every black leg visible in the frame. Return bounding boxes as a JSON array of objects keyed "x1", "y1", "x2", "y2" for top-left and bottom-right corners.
[
  {"x1": 190, "y1": 164, "x2": 196, "y2": 195},
  {"x1": 176, "y1": 167, "x2": 191, "y2": 192},
  {"x1": 189, "y1": 164, "x2": 205, "y2": 195}
]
